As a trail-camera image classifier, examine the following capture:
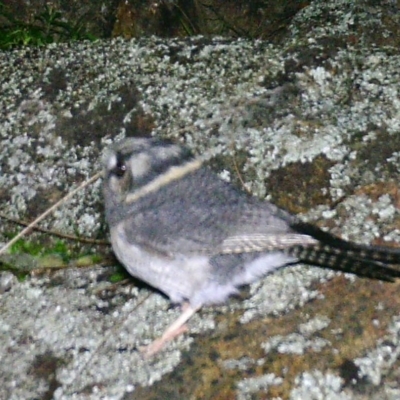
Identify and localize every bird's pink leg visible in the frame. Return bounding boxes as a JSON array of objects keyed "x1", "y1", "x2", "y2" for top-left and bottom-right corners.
[{"x1": 142, "y1": 304, "x2": 200, "y2": 357}]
